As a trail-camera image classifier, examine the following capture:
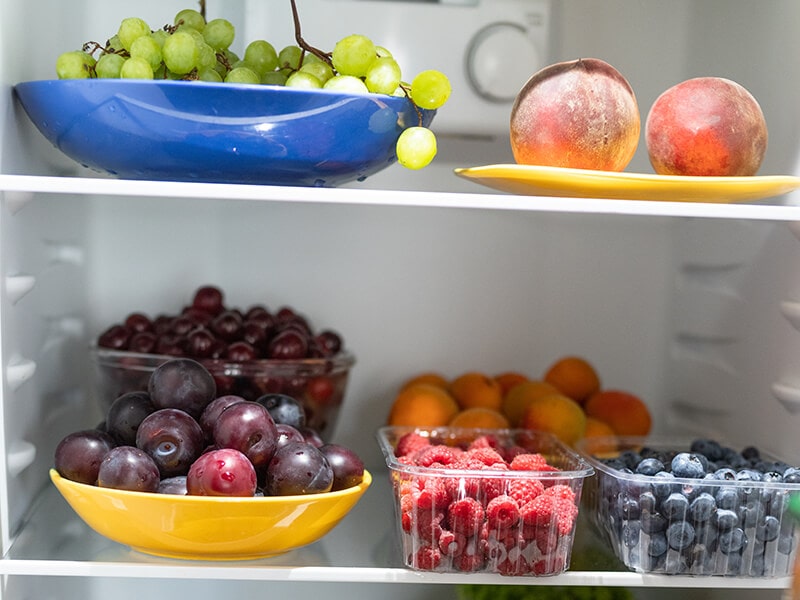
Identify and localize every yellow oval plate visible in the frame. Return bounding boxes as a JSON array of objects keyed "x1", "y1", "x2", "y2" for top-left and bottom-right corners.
[
  {"x1": 51, "y1": 468, "x2": 371, "y2": 561},
  {"x1": 454, "y1": 164, "x2": 800, "y2": 203}
]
